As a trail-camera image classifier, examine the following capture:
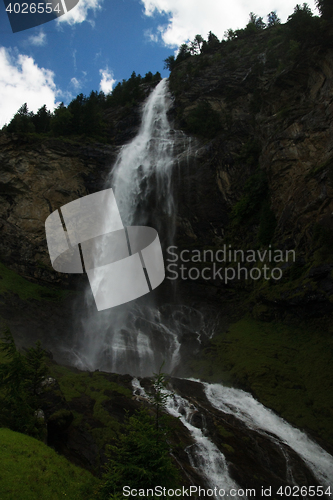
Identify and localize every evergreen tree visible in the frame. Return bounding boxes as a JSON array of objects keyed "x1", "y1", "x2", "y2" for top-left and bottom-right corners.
[
  {"x1": 176, "y1": 43, "x2": 191, "y2": 63},
  {"x1": 153, "y1": 71, "x2": 162, "y2": 82},
  {"x1": 315, "y1": 0, "x2": 333, "y2": 20},
  {"x1": 143, "y1": 71, "x2": 153, "y2": 82},
  {"x1": 247, "y1": 12, "x2": 266, "y2": 31},
  {"x1": 67, "y1": 94, "x2": 85, "y2": 134},
  {"x1": 267, "y1": 11, "x2": 281, "y2": 27},
  {"x1": 164, "y1": 55, "x2": 176, "y2": 71},
  {"x1": 51, "y1": 103, "x2": 73, "y2": 136},
  {"x1": 148, "y1": 362, "x2": 171, "y2": 431},
  {"x1": 0, "y1": 329, "x2": 49, "y2": 438},
  {"x1": 80, "y1": 91, "x2": 104, "y2": 136},
  {"x1": 207, "y1": 31, "x2": 220, "y2": 48},
  {"x1": 97, "y1": 408, "x2": 179, "y2": 500},
  {"x1": 32, "y1": 104, "x2": 51, "y2": 134},
  {"x1": 190, "y1": 34, "x2": 204, "y2": 54},
  {"x1": 287, "y1": 3, "x2": 320, "y2": 43},
  {"x1": 224, "y1": 28, "x2": 237, "y2": 41},
  {"x1": 24, "y1": 341, "x2": 49, "y2": 397},
  {"x1": 6, "y1": 103, "x2": 35, "y2": 134}
]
